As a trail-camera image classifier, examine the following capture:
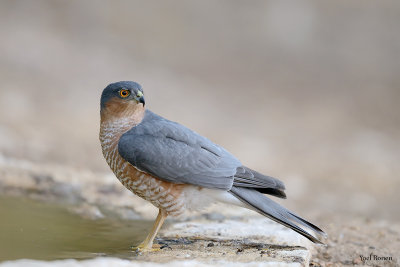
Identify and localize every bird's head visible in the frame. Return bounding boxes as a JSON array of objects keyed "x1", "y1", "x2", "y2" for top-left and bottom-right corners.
[{"x1": 100, "y1": 81, "x2": 145, "y2": 121}]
